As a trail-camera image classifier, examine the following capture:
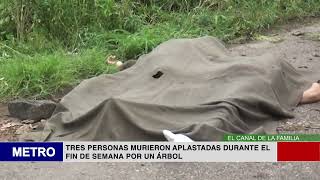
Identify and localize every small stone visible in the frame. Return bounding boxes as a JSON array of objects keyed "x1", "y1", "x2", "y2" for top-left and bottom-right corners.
[
  {"x1": 21, "y1": 119, "x2": 37, "y2": 124},
  {"x1": 118, "y1": 60, "x2": 137, "y2": 71},
  {"x1": 305, "y1": 123, "x2": 311, "y2": 128},
  {"x1": 292, "y1": 31, "x2": 304, "y2": 36},
  {"x1": 276, "y1": 127, "x2": 284, "y2": 132},
  {"x1": 0, "y1": 122, "x2": 21, "y2": 131},
  {"x1": 292, "y1": 57, "x2": 296, "y2": 59},
  {"x1": 15, "y1": 125, "x2": 32, "y2": 135},
  {"x1": 312, "y1": 52, "x2": 320, "y2": 57},
  {"x1": 31, "y1": 120, "x2": 46, "y2": 130},
  {"x1": 240, "y1": 53, "x2": 246, "y2": 56},
  {"x1": 298, "y1": 66, "x2": 308, "y2": 69},
  {"x1": 8, "y1": 100, "x2": 56, "y2": 121},
  {"x1": 30, "y1": 124, "x2": 38, "y2": 130}
]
